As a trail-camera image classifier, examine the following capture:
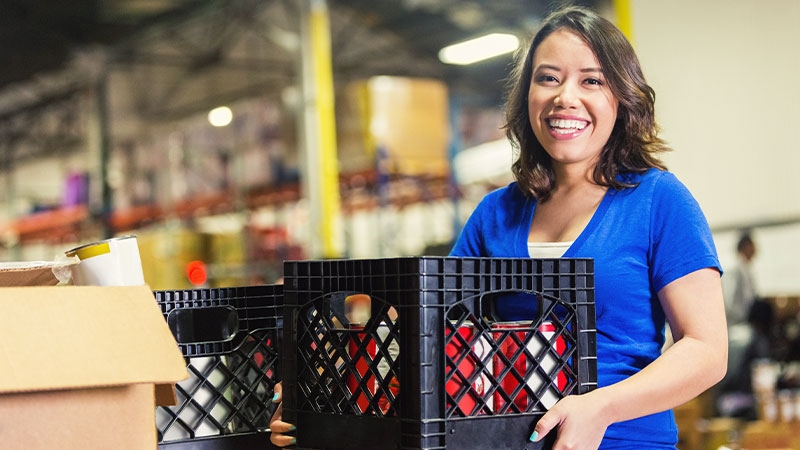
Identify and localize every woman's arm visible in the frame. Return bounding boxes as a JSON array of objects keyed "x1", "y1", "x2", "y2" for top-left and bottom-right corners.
[{"x1": 532, "y1": 268, "x2": 728, "y2": 449}]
